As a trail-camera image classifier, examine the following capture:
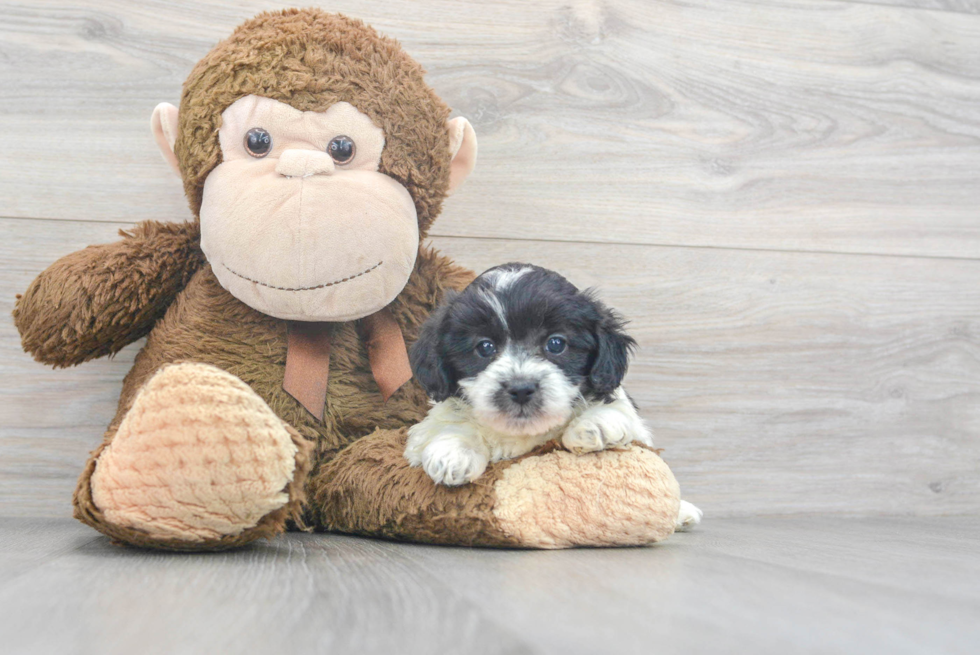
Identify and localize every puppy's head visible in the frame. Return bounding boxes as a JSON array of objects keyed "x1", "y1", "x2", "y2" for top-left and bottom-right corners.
[{"x1": 410, "y1": 263, "x2": 636, "y2": 436}]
